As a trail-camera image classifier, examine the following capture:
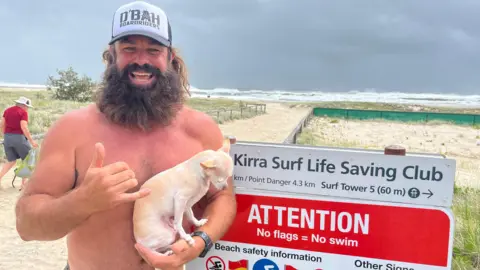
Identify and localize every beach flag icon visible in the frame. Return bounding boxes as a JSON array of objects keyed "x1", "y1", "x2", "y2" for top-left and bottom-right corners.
[{"x1": 228, "y1": 259, "x2": 248, "y2": 270}]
